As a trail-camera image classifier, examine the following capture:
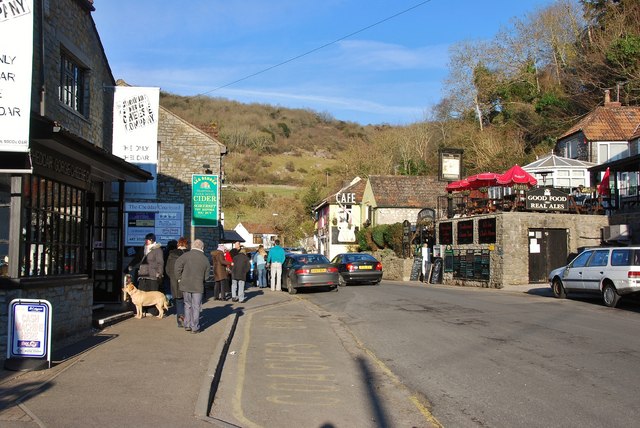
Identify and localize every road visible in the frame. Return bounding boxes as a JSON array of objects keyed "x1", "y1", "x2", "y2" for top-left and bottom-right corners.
[{"x1": 299, "y1": 281, "x2": 640, "y2": 427}]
